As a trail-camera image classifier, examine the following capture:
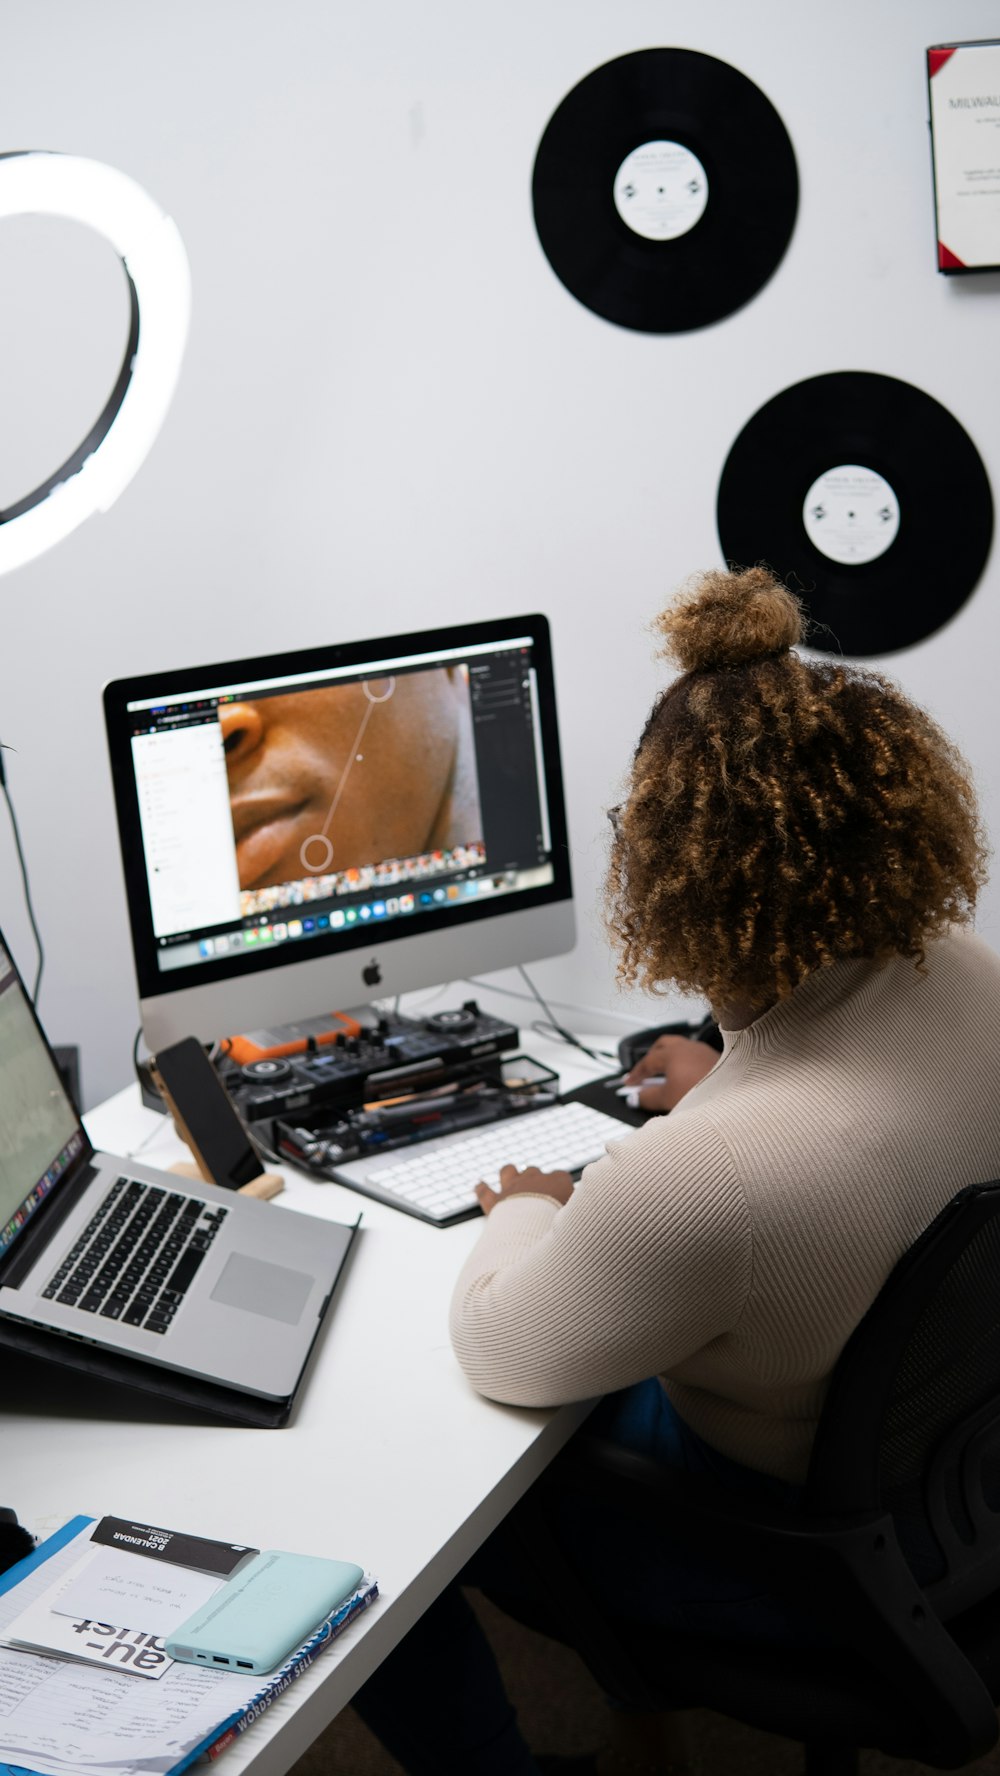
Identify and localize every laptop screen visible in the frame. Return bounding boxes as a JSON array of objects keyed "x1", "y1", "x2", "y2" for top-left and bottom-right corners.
[{"x1": 0, "y1": 939, "x2": 85, "y2": 1258}]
